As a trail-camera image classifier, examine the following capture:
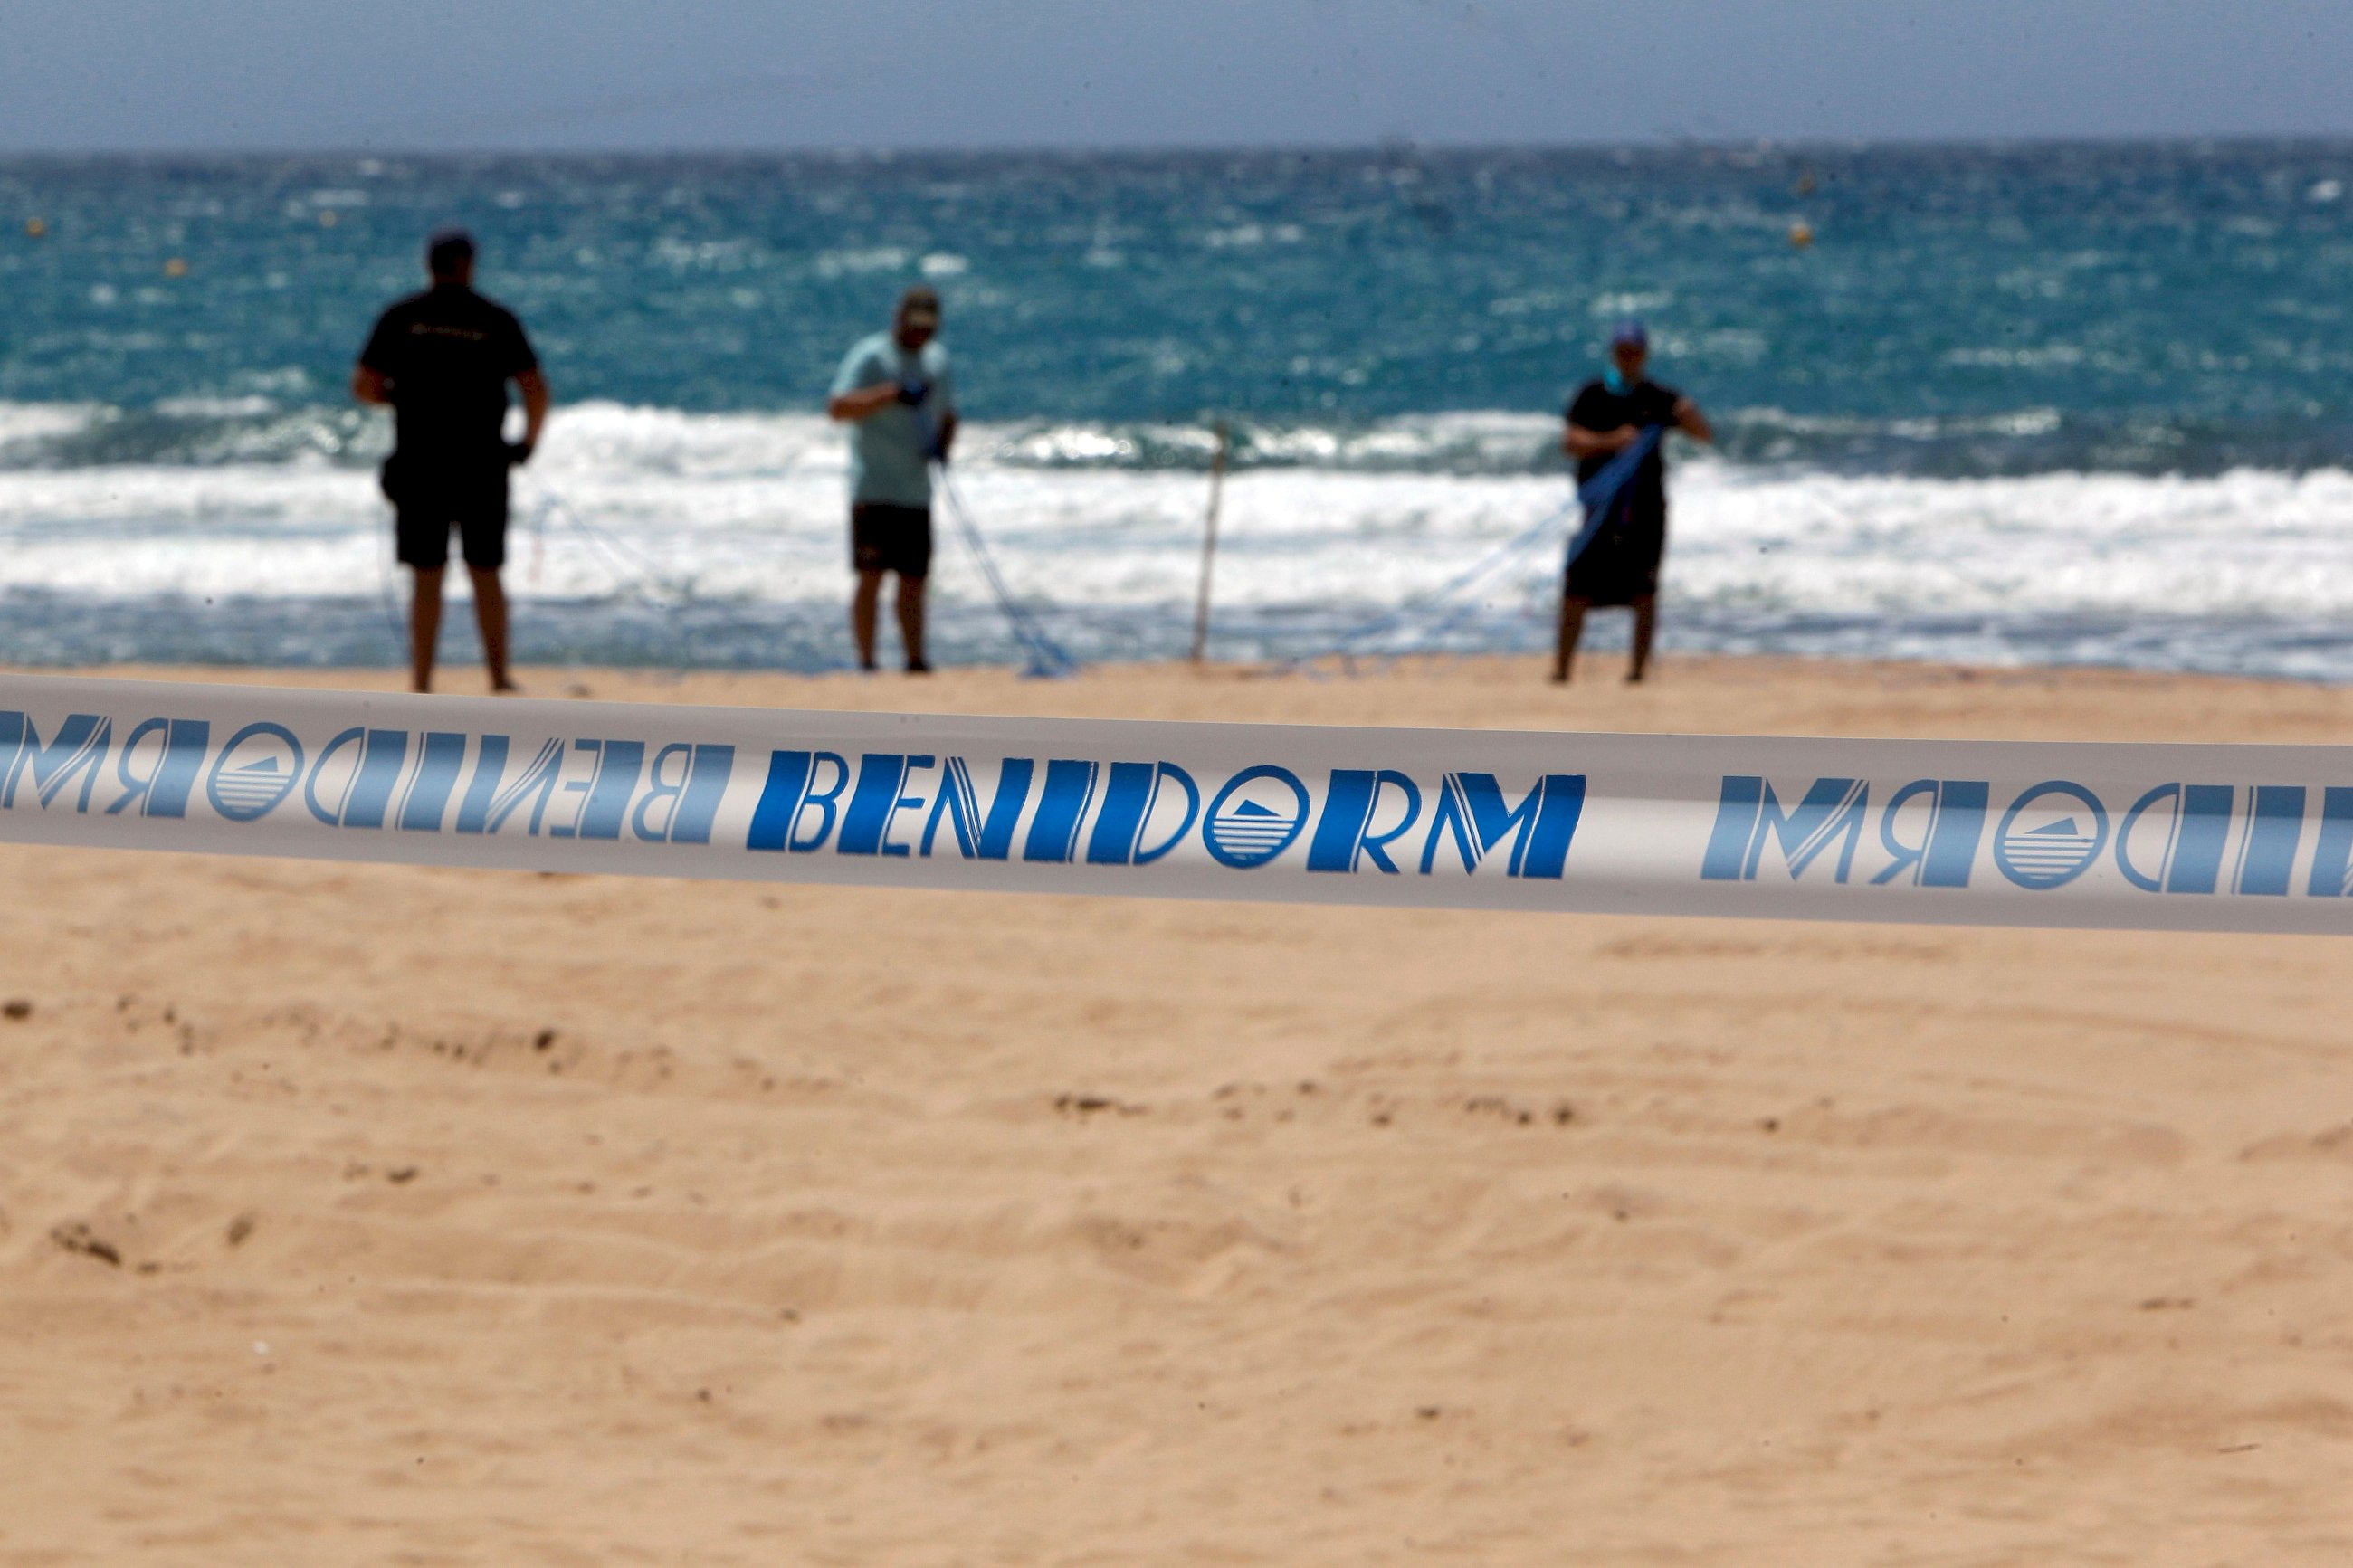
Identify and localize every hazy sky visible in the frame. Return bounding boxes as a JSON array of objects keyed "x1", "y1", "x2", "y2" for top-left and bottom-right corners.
[{"x1": 4, "y1": 0, "x2": 2350, "y2": 152}]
